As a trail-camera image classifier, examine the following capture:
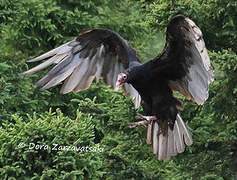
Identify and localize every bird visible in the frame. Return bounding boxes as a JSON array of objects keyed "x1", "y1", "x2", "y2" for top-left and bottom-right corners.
[{"x1": 21, "y1": 14, "x2": 214, "y2": 160}]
